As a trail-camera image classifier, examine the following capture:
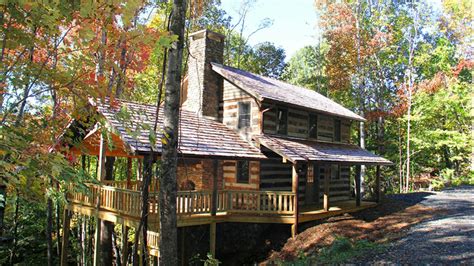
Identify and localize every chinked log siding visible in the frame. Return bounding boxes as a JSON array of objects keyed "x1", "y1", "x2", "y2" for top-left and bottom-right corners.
[
  {"x1": 316, "y1": 165, "x2": 351, "y2": 202},
  {"x1": 262, "y1": 103, "x2": 351, "y2": 143},
  {"x1": 221, "y1": 80, "x2": 261, "y2": 140},
  {"x1": 259, "y1": 160, "x2": 306, "y2": 202},
  {"x1": 222, "y1": 160, "x2": 260, "y2": 190}
]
